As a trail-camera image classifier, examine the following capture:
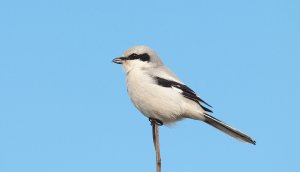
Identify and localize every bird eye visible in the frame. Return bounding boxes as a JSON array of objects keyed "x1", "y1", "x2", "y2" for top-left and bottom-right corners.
[{"x1": 130, "y1": 53, "x2": 138, "y2": 57}]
